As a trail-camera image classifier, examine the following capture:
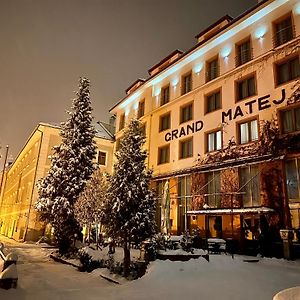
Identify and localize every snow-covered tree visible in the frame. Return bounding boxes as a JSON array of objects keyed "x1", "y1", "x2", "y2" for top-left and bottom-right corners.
[
  {"x1": 36, "y1": 77, "x2": 96, "y2": 254},
  {"x1": 74, "y1": 168, "x2": 107, "y2": 241},
  {"x1": 101, "y1": 119, "x2": 156, "y2": 277}
]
